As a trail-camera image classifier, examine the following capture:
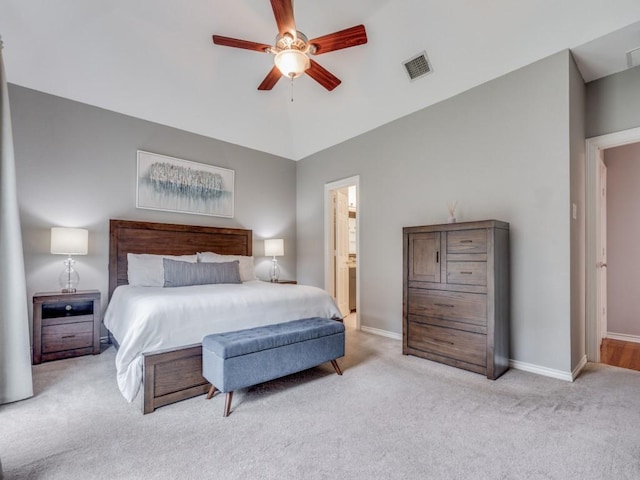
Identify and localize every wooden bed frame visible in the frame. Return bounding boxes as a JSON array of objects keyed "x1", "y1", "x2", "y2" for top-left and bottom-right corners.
[{"x1": 108, "y1": 219, "x2": 252, "y2": 414}]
